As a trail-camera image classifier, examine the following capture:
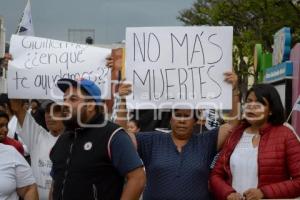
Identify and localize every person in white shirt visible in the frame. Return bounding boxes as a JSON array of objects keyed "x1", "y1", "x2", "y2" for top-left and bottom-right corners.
[
  {"x1": 0, "y1": 143, "x2": 38, "y2": 200},
  {"x1": 10, "y1": 99, "x2": 64, "y2": 200}
]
